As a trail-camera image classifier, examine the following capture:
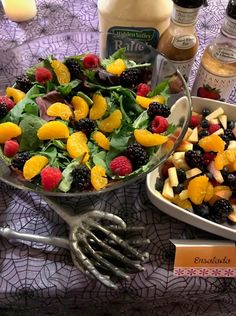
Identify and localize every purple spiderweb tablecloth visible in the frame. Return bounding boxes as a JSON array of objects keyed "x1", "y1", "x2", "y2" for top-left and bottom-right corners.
[{"x1": 0, "y1": 0, "x2": 236, "y2": 315}]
